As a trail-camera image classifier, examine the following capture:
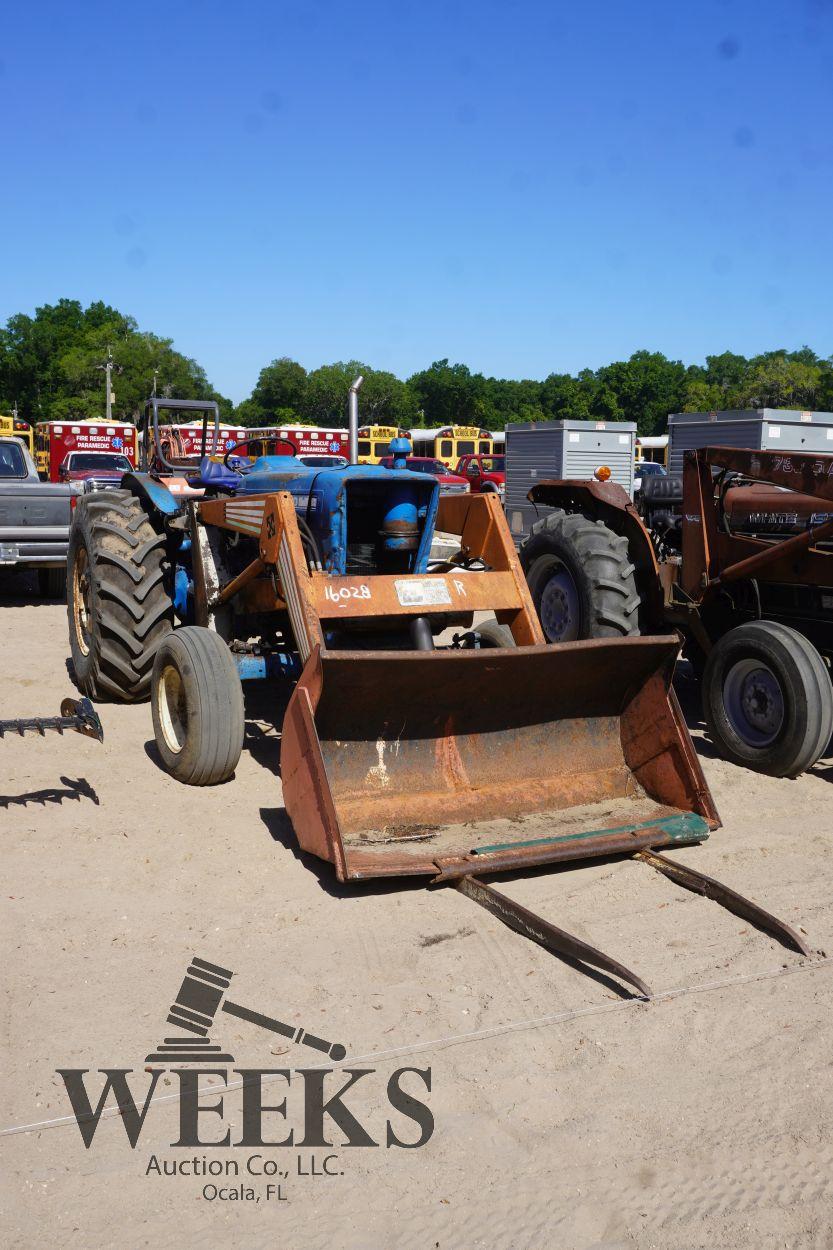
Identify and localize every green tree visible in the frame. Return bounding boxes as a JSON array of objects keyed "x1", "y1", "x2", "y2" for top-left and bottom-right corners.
[
  {"x1": 540, "y1": 369, "x2": 627, "y2": 422},
  {"x1": 302, "y1": 361, "x2": 418, "y2": 428},
  {"x1": 244, "y1": 357, "x2": 308, "y2": 425},
  {"x1": 702, "y1": 351, "x2": 749, "y2": 403},
  {"x1": 406, "y1": 359, "x2": 485, "y2": 426},
  {"x1": 480, "y1": 377, "x2": 545, "y2": 427},
  {"x1": 680, "y1": 378, "x2": 725, "y2": 412},
  {"x1": 817, "y1": 357, "x2": 833, "y2": 411},
  {"x1": 0, "y1": 299, "x2": 231, "y2": 423},
  {"x1": 303, "y1": 361, "x2": 364, "y2": 425},
  {"x1": 594, "y1": 351, "x2": 687, "y2": 434},
  {"x1": 358, "y1": 369, "x2": 420, "y2": 426},
  {"x1": 736, "y1": 352, "x2": 821, "y2": 408}
]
